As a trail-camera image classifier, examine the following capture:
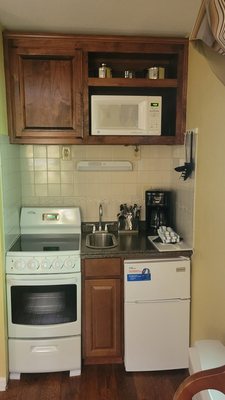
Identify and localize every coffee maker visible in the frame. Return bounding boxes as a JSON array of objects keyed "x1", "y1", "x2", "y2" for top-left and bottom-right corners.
[{"x1": 145, "y1": 190, "x2": 171, "y2": 234}]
